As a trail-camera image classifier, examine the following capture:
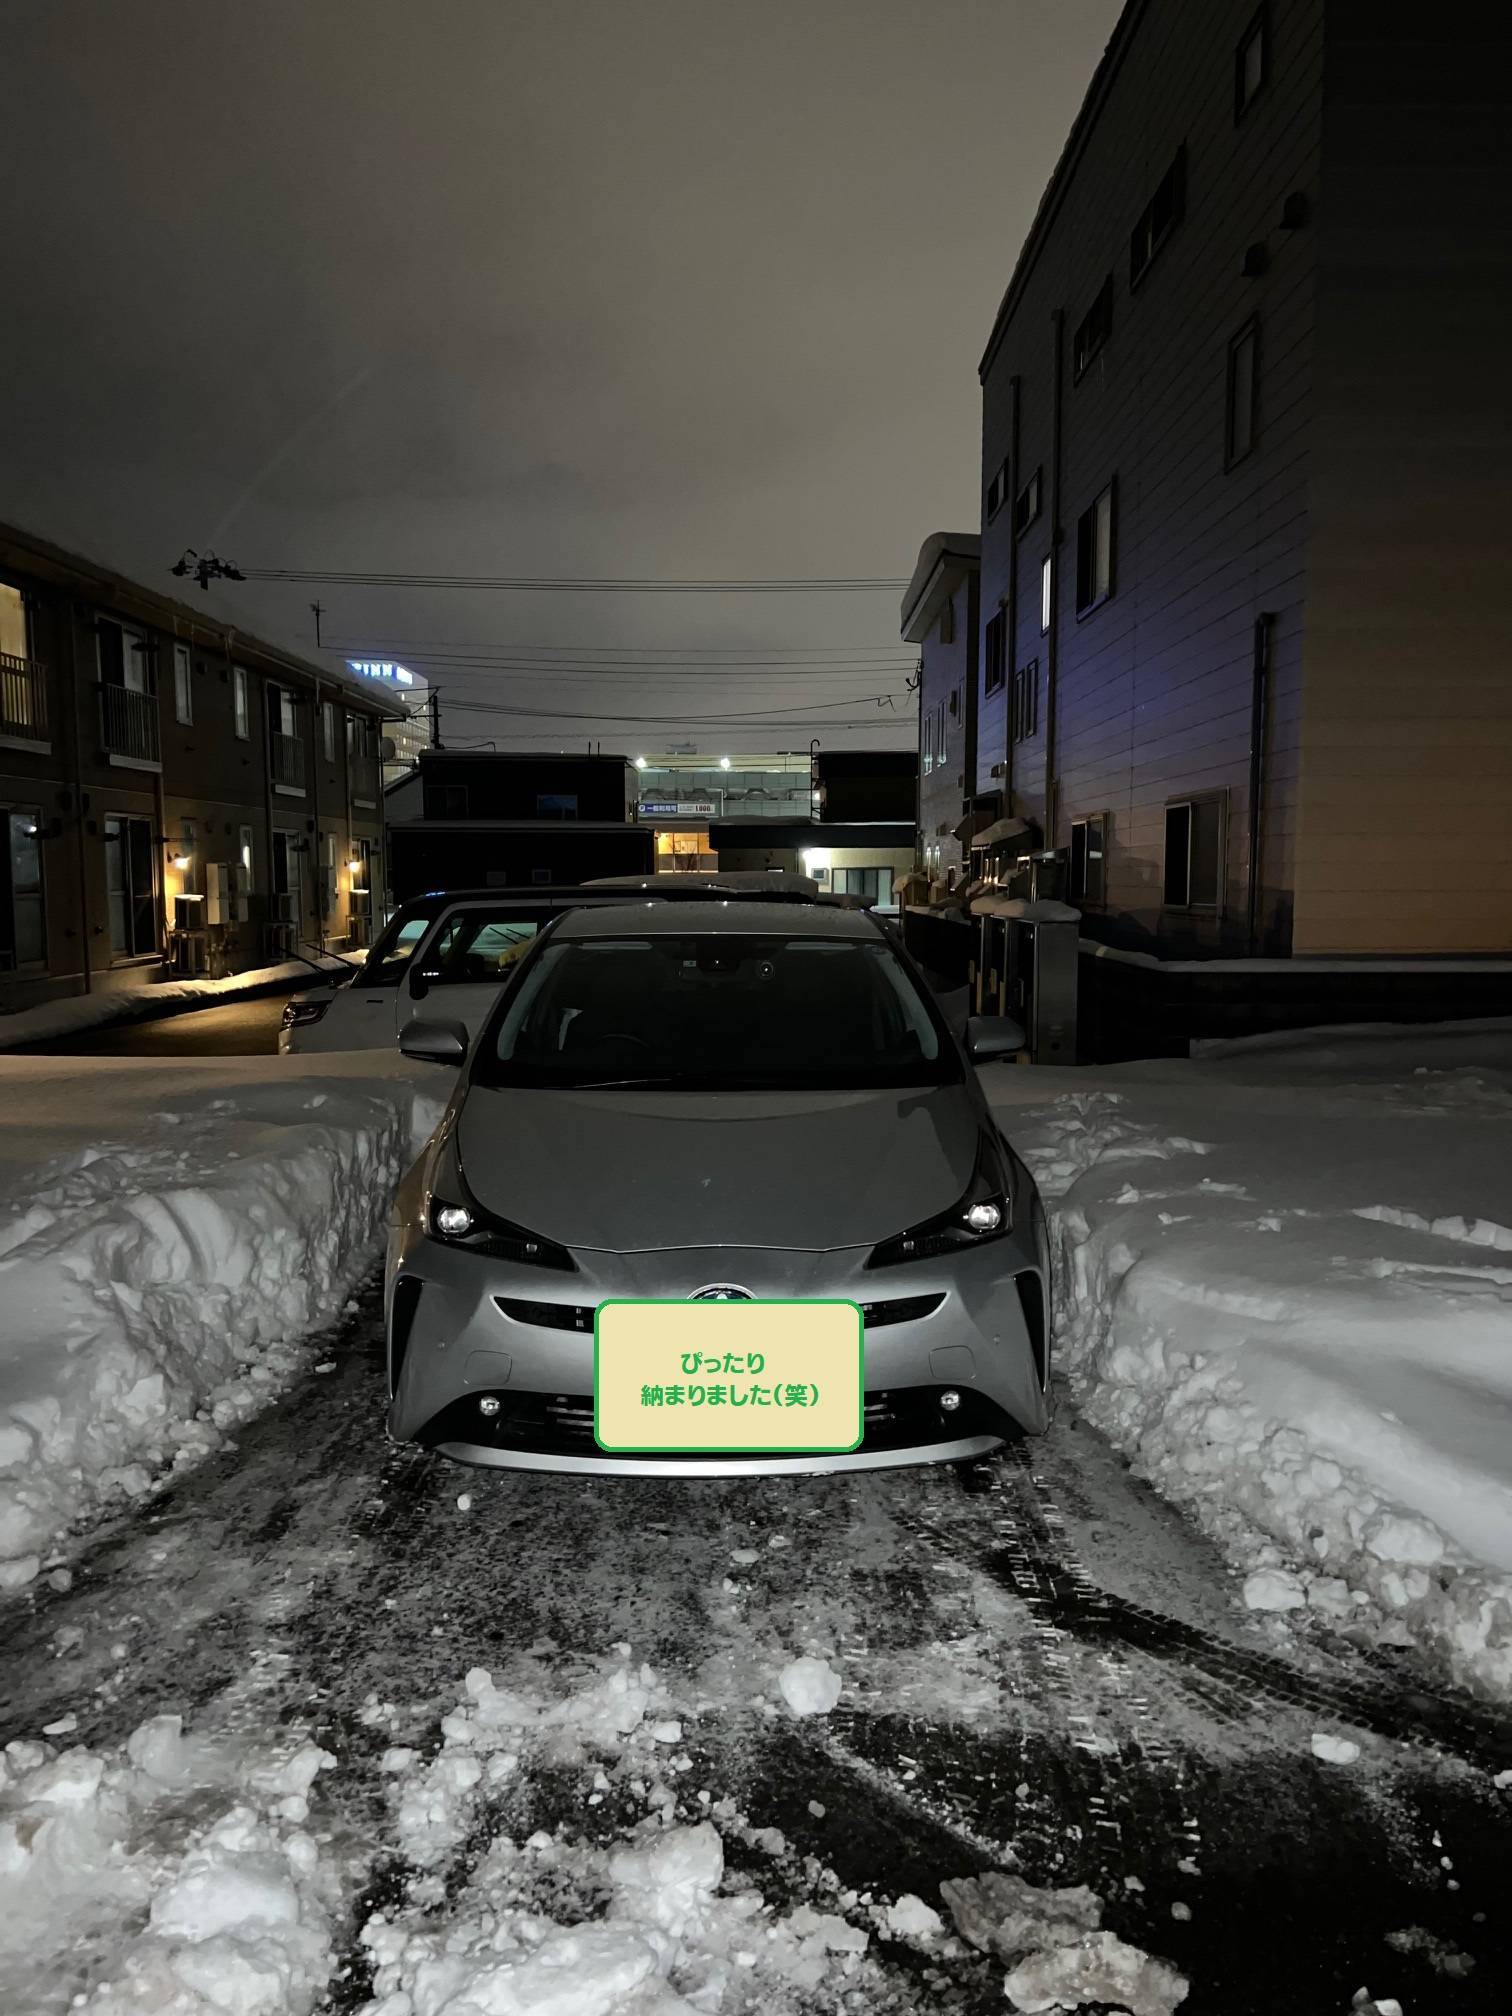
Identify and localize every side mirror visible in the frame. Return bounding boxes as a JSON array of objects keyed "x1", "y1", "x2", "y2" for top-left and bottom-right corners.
[
  {"x1": 399, "y1": 1017, "x2": 469, "y2": 1066},
  {"x1": 966, "y1": 1014, "x2": 1026, "y2": 1062}
]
